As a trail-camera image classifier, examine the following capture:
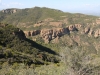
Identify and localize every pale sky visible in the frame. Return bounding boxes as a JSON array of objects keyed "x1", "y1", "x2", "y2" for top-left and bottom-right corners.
[{"x1": 0, "y1": 0, "x2": 100, "y2": 14}]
